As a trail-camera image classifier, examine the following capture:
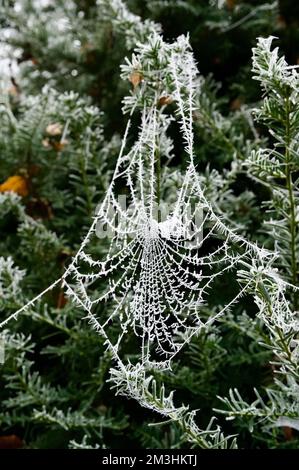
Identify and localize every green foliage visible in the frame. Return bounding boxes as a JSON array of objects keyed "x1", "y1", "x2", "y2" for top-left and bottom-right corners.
[{"x1": 1, "y1": 0, "x2": 299, "y2": 449}]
